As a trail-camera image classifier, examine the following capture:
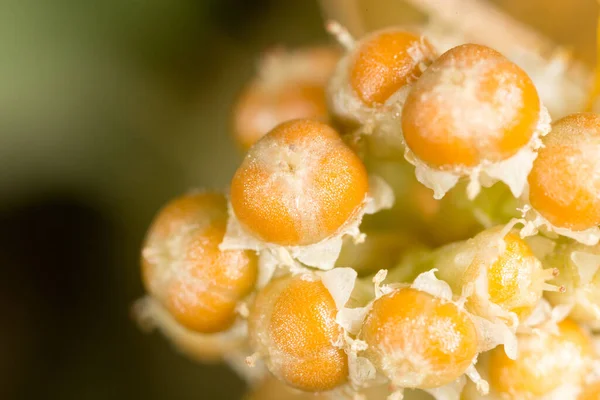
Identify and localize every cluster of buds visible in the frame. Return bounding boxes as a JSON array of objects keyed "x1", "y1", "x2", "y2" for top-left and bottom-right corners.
[{"x1": 133, "y1": 6, "x2": 600, "y2": 400}]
